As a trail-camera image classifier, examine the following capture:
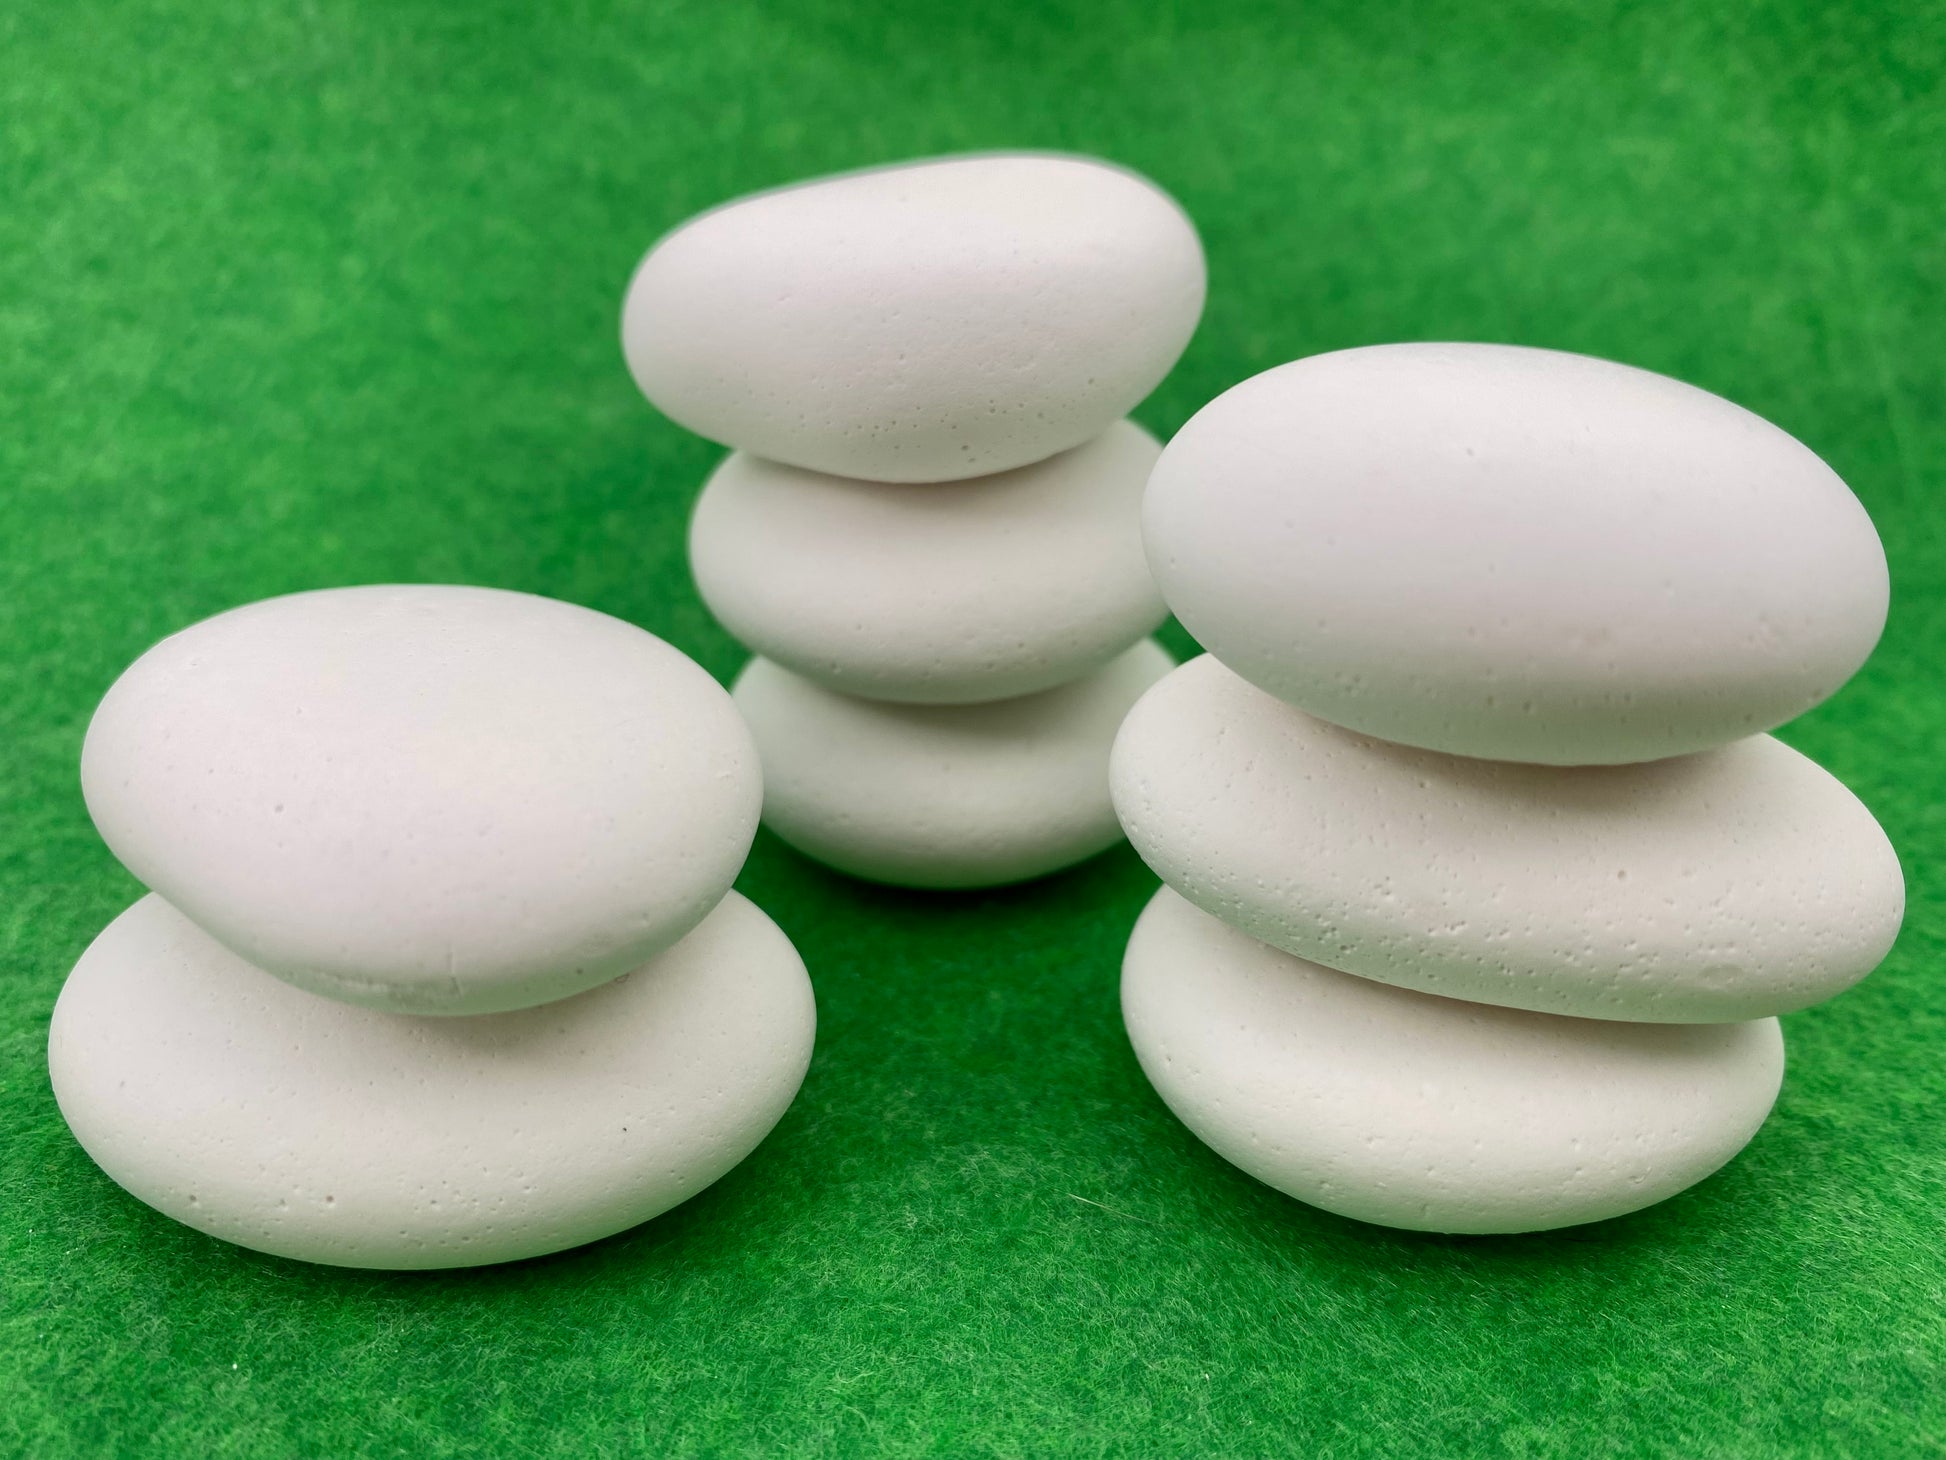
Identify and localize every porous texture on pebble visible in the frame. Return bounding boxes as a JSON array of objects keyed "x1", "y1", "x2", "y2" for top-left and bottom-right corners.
[
  {"x1": 689, "y1": 421, "x2": 1166, "y2": 704},
  {"x1": 1111, "y1": 655, "x2": 1904, "y2": 1022},
  {"x1": 623, "y1": 152, "x2": 1206, "y2": 482},
  {"x1": 733, "y1": 640, "x2": 1172, "y2": 888},
  {"x1": 48, "y1": 892, "x2": 816, "y2": 1270},
  {"x1": 1122, "y1": 887, "x2": 1786, "y2": 1234}
]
